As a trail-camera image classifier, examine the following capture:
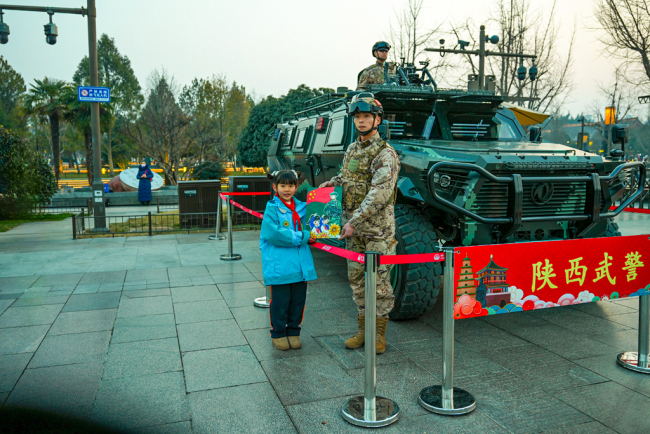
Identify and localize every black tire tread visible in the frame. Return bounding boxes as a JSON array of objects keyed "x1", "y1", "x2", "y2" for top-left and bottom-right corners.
[{"x1": 389, "y1": 204, "x2": 443, "y2": 320}]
